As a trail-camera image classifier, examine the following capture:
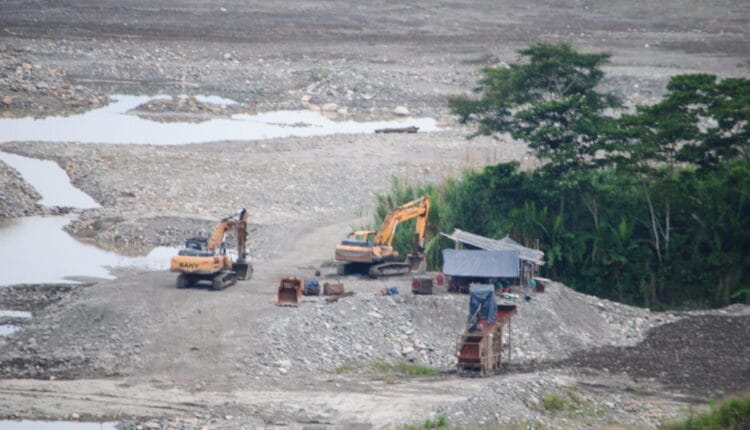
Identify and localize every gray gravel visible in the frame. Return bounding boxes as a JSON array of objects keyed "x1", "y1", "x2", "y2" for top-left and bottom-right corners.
[
  {"x1": 250, "y1": 279, "x2": 679, "y2": 377},
  {"x1": 0, "y1": 160, "x2": 41, "y2": 219},
  {"x1": 0, "y1": 47, "x2": 109, "y2": 118}
]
